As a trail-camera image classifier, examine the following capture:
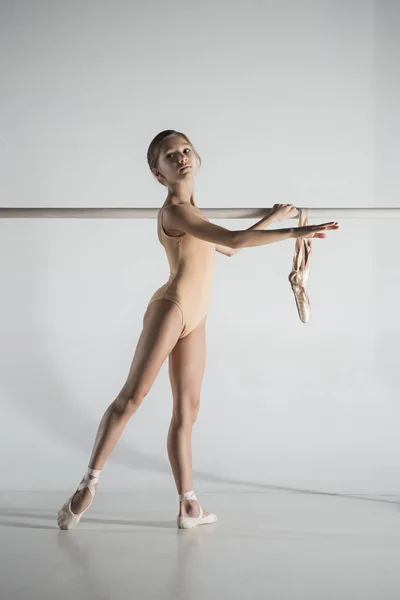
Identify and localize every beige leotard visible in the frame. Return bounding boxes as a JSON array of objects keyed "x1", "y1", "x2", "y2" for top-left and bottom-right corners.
[{"x1": 147, "y1": 205, "x2": 216, "y2": 338}]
